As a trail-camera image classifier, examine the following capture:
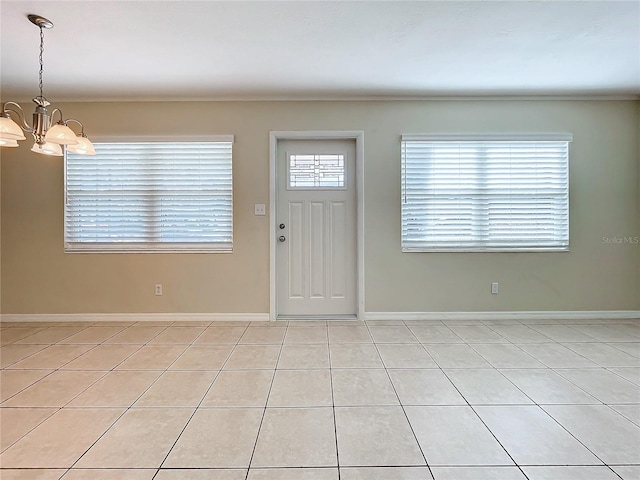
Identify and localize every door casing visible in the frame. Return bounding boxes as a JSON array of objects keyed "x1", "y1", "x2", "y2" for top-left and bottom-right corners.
[{"x1": 269, "y1": 131, "x2": 365, "y2": 321}]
